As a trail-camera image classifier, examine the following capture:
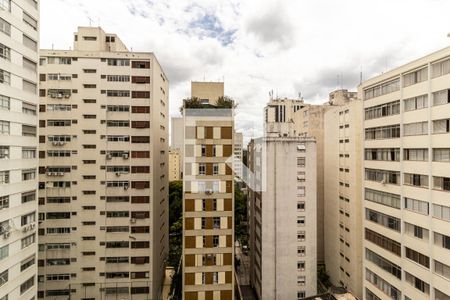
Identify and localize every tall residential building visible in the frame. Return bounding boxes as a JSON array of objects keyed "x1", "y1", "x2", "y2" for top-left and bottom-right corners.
[
  {"x1": 38, "y1": 27, "x2": 169, "y2": 299},
  {"x1": 182, "y1": 81, "x2": 235, "y2": 300},
  {"x1": 234, "y1": 132, "x2": 243, "y2": 180},
  {"x1": 0, "y1": 0, "x2": 39, "y2": 299},
  {"x1": 247, "y1": 135, "x2": 317, "y2": 300},
  {"x1": 171, "y1": 116, "x2": 184, "y2": 178},
  {"x1": 169, "y1": 147, "x2": 181, "y2": 181},
  {"x1": 360, "y1": 46, "x2": 450, "y2": 300},
  {"x1": 323, "y1": 90, "x2": 363, "y2": 298}
]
